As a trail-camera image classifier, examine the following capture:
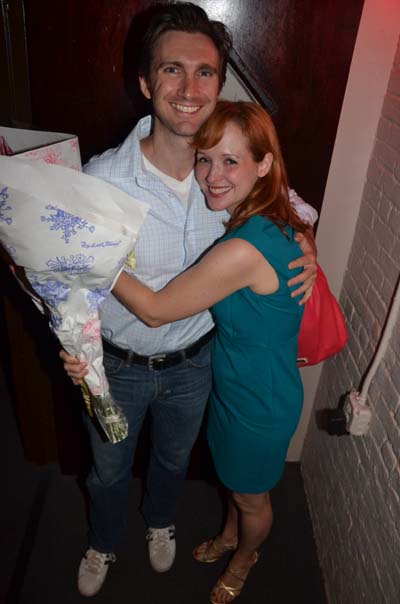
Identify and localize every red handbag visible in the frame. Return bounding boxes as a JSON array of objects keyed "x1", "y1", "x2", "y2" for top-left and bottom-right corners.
[{"x1": 297, "y1": 265, "x2": 347, "y2": 367}]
